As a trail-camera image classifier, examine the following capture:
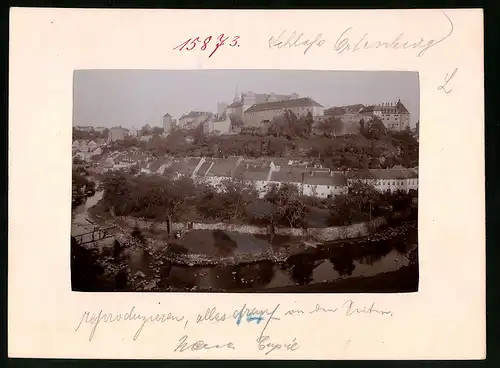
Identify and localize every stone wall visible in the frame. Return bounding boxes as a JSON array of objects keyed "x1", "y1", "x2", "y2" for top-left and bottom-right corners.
[{"x1": 118, "y1": 216, "x2": 388, "y2": 242}]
